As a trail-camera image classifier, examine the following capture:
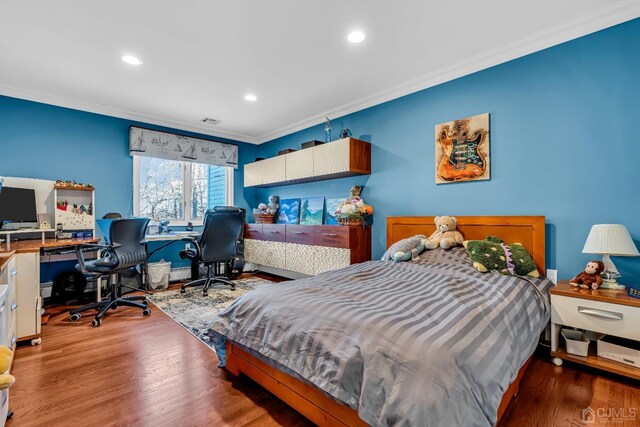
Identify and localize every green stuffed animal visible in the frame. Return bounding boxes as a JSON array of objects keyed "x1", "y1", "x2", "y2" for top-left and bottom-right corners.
[{"x1": 463, "y1": 236, "x2": 539, "y2": 277}]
